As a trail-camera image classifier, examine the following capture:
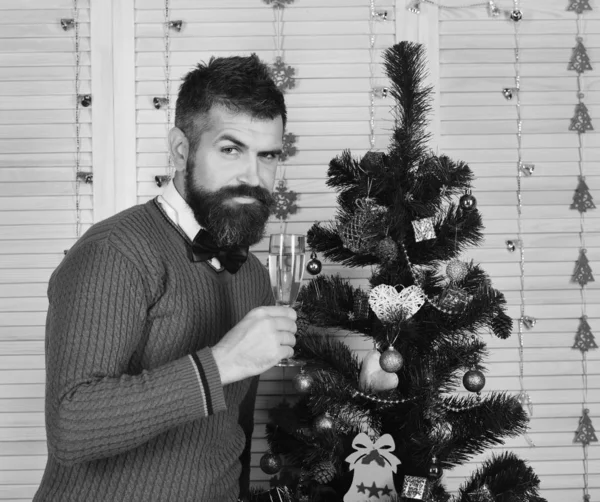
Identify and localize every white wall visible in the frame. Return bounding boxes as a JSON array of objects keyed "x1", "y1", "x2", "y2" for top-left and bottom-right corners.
[{"x1": 0, "y1": 1, "x2": 597, "y2": 501}]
